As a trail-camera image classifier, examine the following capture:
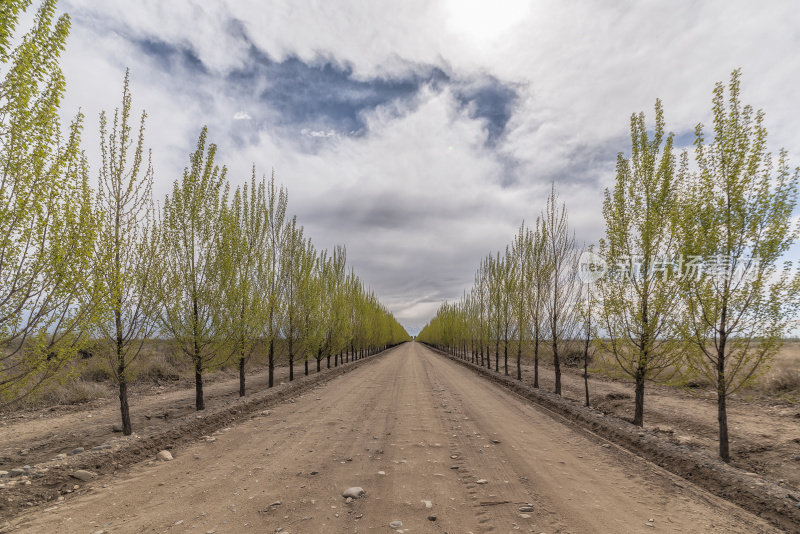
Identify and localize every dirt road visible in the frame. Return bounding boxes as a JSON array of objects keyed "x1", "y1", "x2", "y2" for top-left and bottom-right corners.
[{"x1": 10, "y1": 342, "x2": 775, "y2": 533}]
